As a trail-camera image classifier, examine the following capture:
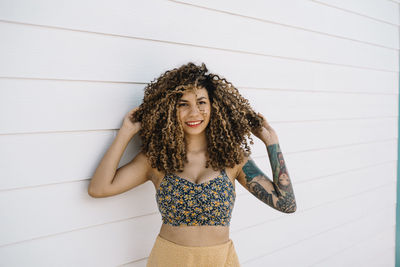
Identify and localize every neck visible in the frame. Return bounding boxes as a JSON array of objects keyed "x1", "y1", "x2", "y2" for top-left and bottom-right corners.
[{"x1": 184, "y1": 132, "x2": 208, "y2": 153}]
